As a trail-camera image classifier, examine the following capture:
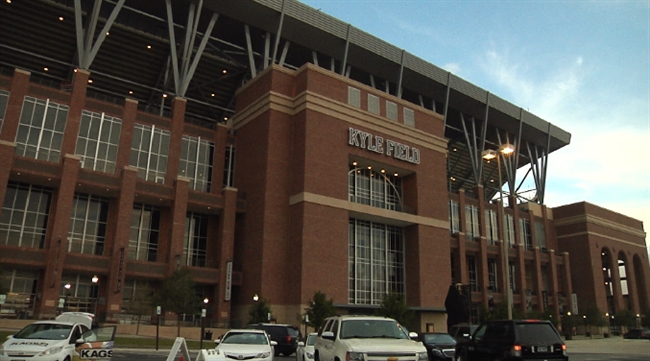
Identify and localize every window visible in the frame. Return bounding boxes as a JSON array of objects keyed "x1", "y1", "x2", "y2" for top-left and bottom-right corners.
[
  {"x1": 121, "y1": 279, "x2": 154, "y2": 321},
  {"x1": 519, "y1": 219, "x2": 532, "y2": 250},
  {"x1": 348, "y1": 86, "x2": 360, "y2": 108},
  {"x1": 0, "y1": 269, "x2": 38, "y2": 318},
  {"x1": 179, "y1": 135, "x2": 214, "y2": 192},
  {"x1": 75, "y1": 110, "x2": 121, "y2": 173},
  {"x1": 223, "y1": 145, "x2": 235, "y2": 188},
  {"x1": 15, "y1": 96, "x2": 68, "y2": 162},
  {"x1": 449, "y1": 201, "x2": 460, "y2": 235},
  {"x1": 348, "y1": 165, "x2": 402, "y2": 211},
  {"x1": 349, "y1": 219, "x2": 404, "y2": 305},
  {"x1": 60, "y1": 274, "x2": 99, "y2": 314},
  {"x1": 386, "y1": 101, "x2": 397, "y2": 121},
  {"x1": 534, "y1": 222, "x2": 547, "y2": 250},
  {"x1": 0, "y1": 89, "x2": 9, "y2": 131},
  {"x1": 184, "y1": 212, "x2": 208, "y2": 267},
  {"x1": 509, "y1": 261, "x2": 517, "y2": 293},
  {"x1": 467, "y1": 256, "x2": 477, "y2": 292},
  {"x1": 485, "y1": 209, "x2": 498, "y2": 245},
  {"x1": 129, "y1": 204, "x2": 161, "y2": 261},
  {"x1": 488, "y1": 258, "x2": 498, "y2": 293},
  {"x1": 129, "y1": 124, "x2": 170, "y2": 183},
  {"x1": 368, "y1": 94, "x2": 379, "y2": 115},
  {"x1": 67, "y1": 194, "x2": 109, "y2": 255},
  {"x1": 403, "y1": 108, "x2": 414, "y2": 127},
  {"x1": 465, "y1": 205, "x2": 480, "y2": 241},
  {"x1": 0, "y1": 182, "x2": 51, "y2": 248},
  {"x1": 504, "y1": 214, "x2": 515, "y2": 247}
]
